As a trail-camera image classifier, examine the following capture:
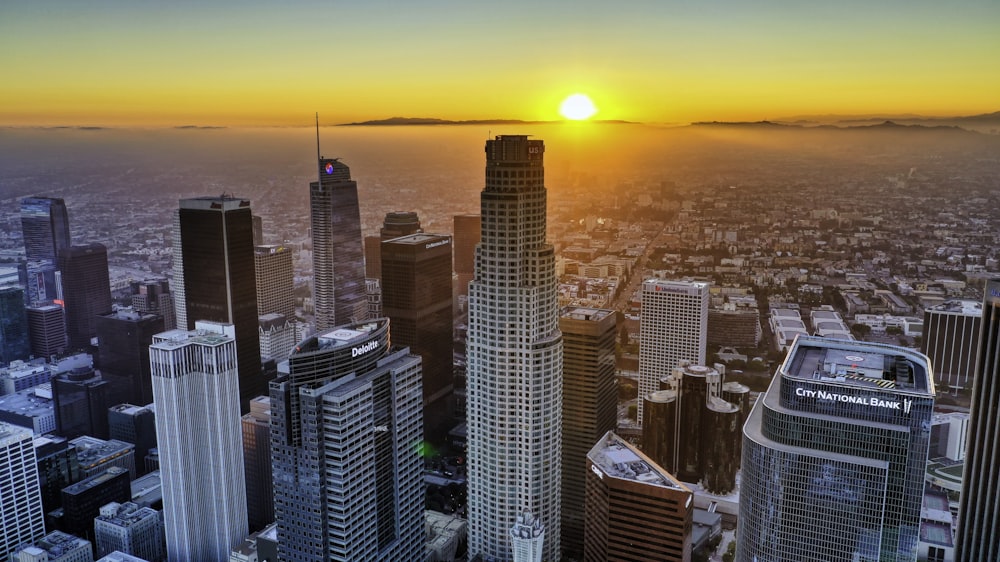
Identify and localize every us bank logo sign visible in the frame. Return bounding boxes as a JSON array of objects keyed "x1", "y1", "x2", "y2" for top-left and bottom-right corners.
[{"x1": 796, "y1": 387, "x2": 914, "y2": 414}]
